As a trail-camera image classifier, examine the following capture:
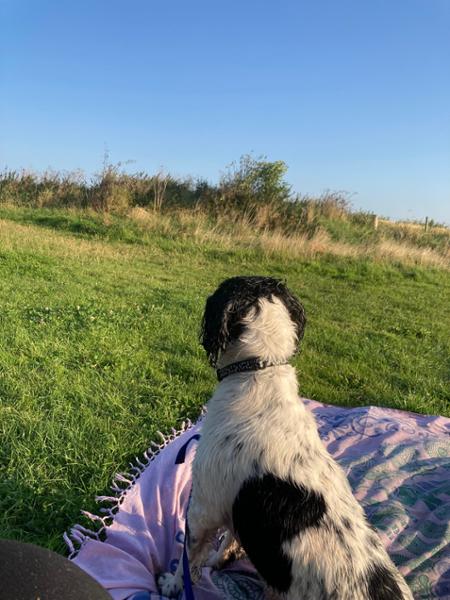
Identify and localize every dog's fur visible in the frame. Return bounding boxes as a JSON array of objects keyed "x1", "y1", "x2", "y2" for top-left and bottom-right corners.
[{"x1": 158, "y1": 276, "x2": 413, "y2": 599}]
